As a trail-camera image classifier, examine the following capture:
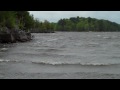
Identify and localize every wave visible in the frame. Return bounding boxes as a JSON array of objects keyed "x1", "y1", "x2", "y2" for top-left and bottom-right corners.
[
  {"x1": 31, "y1": 61, "x2": 120, "y2": 66},
  {"x1": 1, "y1": 58, "x2": 119, "y2": 67},
  {"x1": 47, "y1": 38, "x2": 59, "y2": 42},
  {"x1": 0, "y1": 48, "x2": 8, "y2": 51},
  {"x1": 0, "y1": 59, "x2": 22, "y2": 63}
]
